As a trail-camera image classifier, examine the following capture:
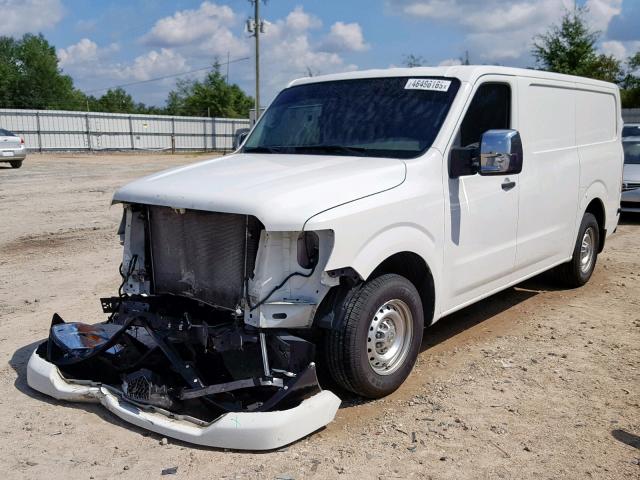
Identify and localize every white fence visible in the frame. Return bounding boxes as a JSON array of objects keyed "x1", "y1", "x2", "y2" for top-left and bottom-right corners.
[{"x1": 0, "y1": 109, "x2": 250, "y2": 152}]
